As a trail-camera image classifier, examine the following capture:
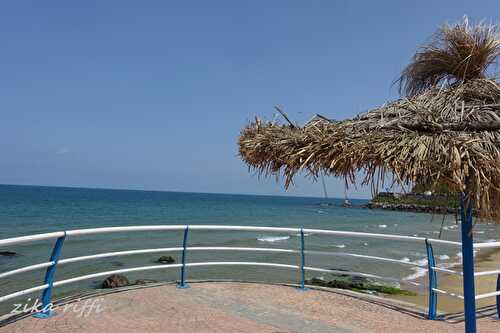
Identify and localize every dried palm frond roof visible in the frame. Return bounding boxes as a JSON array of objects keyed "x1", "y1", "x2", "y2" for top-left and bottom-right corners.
[
  {"x1": 238, "y1": 18, "x2": 500, "y2": 221},
  {"x1": 399, "y1": 17, "x2": 499, "y2": 96}
]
